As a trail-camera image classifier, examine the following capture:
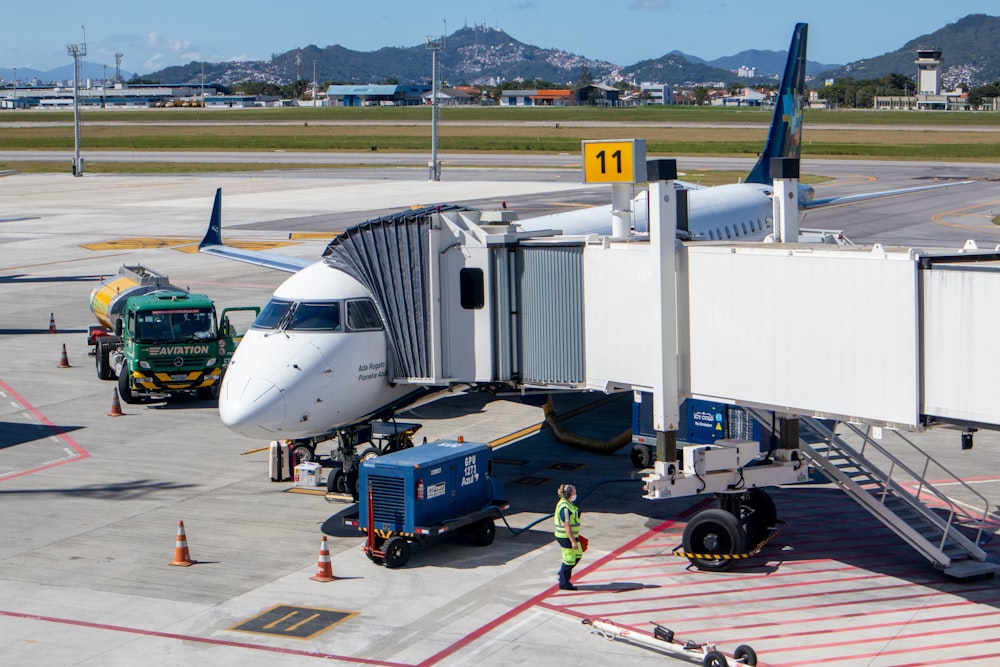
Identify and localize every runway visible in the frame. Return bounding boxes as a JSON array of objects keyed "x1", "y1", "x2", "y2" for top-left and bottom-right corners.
[{"x1": 2, "y1": 165, "x2": 1000, "y2": 666}]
